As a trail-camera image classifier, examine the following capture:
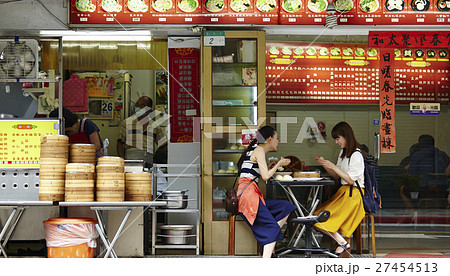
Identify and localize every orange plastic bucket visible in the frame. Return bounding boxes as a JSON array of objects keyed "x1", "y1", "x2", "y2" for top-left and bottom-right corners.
[{"x1": 43, "y1": 218, "x2": 98, "y2": 258}]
